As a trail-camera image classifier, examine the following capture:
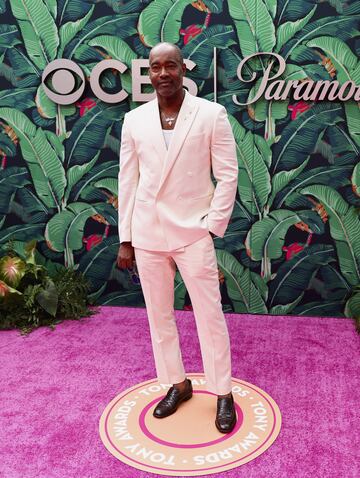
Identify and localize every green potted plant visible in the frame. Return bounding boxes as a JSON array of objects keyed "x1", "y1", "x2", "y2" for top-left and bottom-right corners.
[{"x1": 0, "y1": 240, "x2": 95, "y2": 335}]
